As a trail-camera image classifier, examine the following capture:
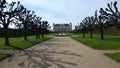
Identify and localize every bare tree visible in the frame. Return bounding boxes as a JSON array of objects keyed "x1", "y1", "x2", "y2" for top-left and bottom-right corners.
[
  {"x1": 0, "y1": 0, "x2": 23, "y2": 45},
  {"x1": 84, "y1": 16, "x2": 95, "y2": 39},
  {"x1": 79, "y1": 20, "x2": 88, "y2": 38},
  {"x1": 17, "y1": 5, "x2": 35, "y2": 40},
  {"x1": 31, "y1": 16, "x2": 42, "y2": 39},
  {"x1": 99, "y1": 1, "x2": 120, "y2": 29},
  {"x1": 95, "y1": 11, "x2": 108, "y2": 40},
  {"x1": 41, "y1": 21, "x2": 49, "y2": 38}
]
